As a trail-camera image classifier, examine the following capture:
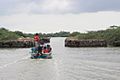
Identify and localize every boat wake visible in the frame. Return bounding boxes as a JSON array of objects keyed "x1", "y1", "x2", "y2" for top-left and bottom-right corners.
[{"x1": 0, "y1": 55, "x2": 30, "y2": 69}]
